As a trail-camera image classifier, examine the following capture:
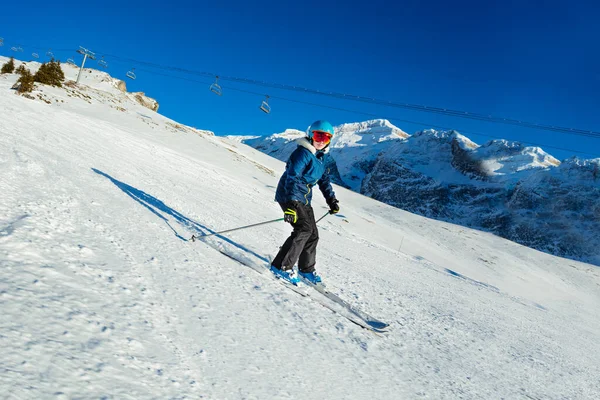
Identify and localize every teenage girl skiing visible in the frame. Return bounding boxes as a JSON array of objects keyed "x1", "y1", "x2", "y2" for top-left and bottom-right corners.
[{"x1": 270, "y1": 120, "x2": 340, "y2": 285}]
